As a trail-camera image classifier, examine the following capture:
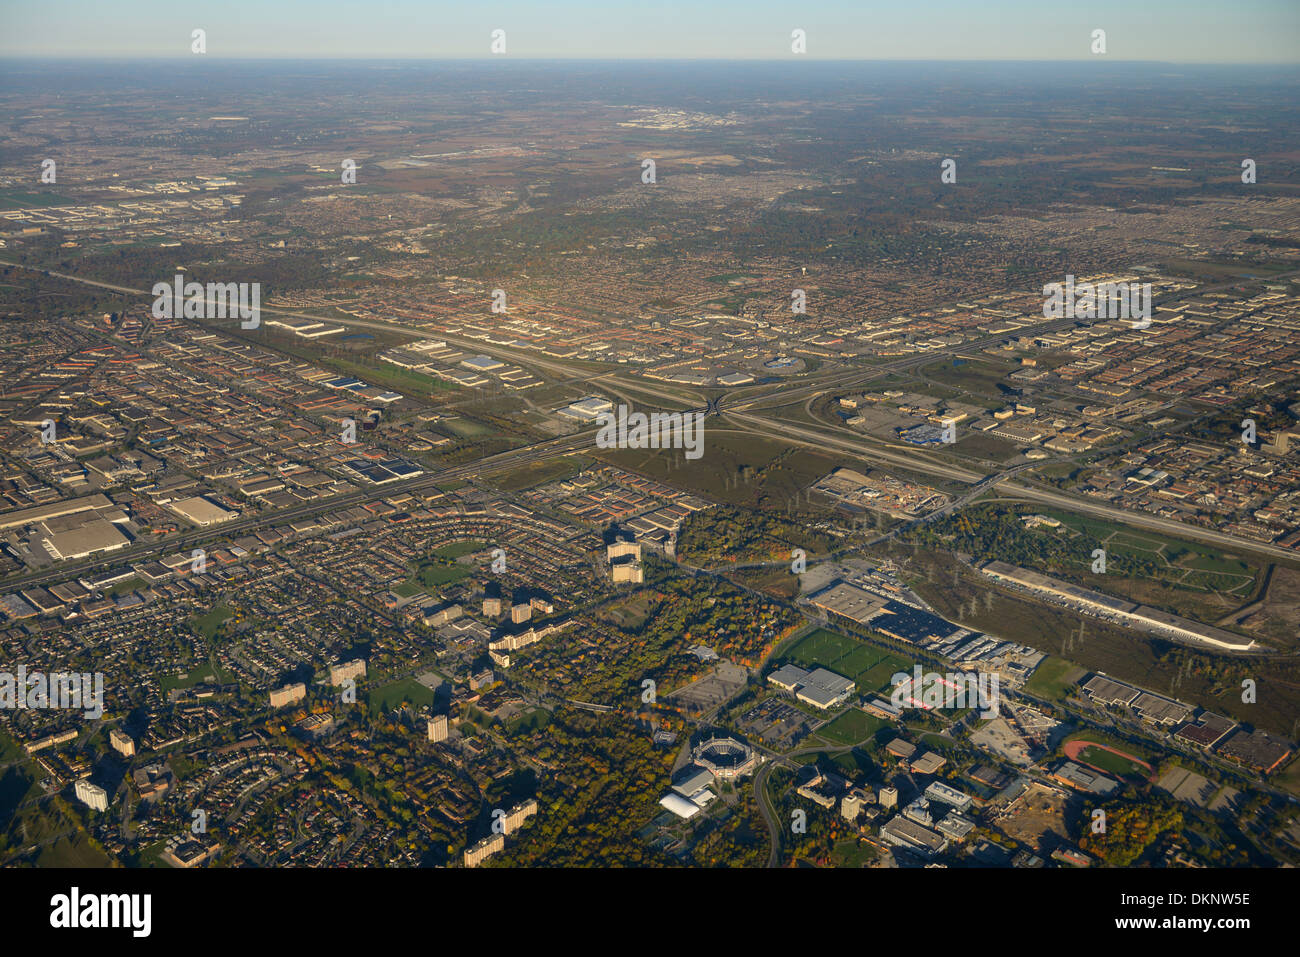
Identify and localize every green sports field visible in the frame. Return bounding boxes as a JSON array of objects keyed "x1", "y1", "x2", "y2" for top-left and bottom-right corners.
[
  {"x1": 782, "y1": 628, "x2": 911, "y2": 695},
  {"x1": 816, "y1": 708, "x2": 891, "y2": 746}
]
